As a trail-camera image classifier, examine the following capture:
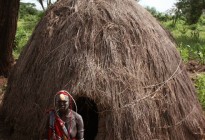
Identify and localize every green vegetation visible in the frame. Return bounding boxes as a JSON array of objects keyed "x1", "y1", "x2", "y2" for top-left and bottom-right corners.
[
  {"x1": 162, "y1": 17, "x2": 205, "y2": 64},
  {"x1": 146, "y1": 6, "x2": 205, "y2": 64},
  {"x1": 14, "y1": 2, "x2": 43, "y2": 58},
  {"x1": 175, "y1": 0, "x2": 204, "y2": 25},
  {"x1": 195, "y1": 74, "x2": 205, "y2": 109}
]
